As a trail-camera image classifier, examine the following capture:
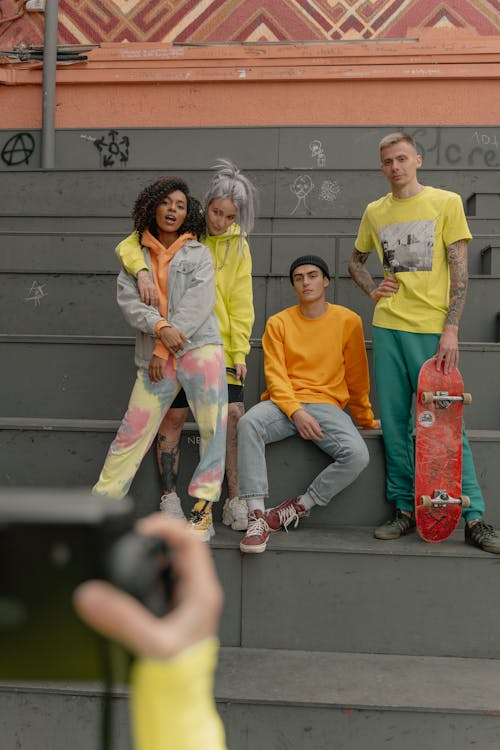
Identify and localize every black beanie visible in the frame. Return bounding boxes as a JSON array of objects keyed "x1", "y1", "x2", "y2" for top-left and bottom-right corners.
[{"x1": 289, "y1": 255, "x2": 330, "y2": 284}]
